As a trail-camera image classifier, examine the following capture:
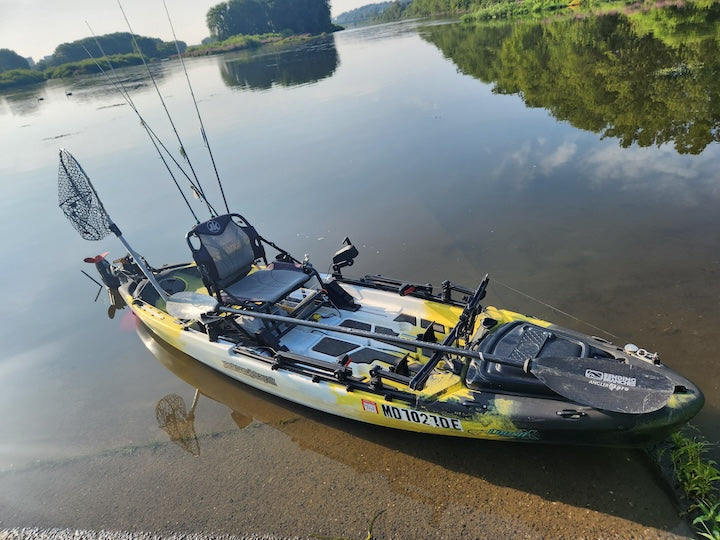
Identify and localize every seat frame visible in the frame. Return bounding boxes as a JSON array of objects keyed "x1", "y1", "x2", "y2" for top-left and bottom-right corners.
[{"x1": 186, "y1": 213, "x2": 312, "y2": 307}]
